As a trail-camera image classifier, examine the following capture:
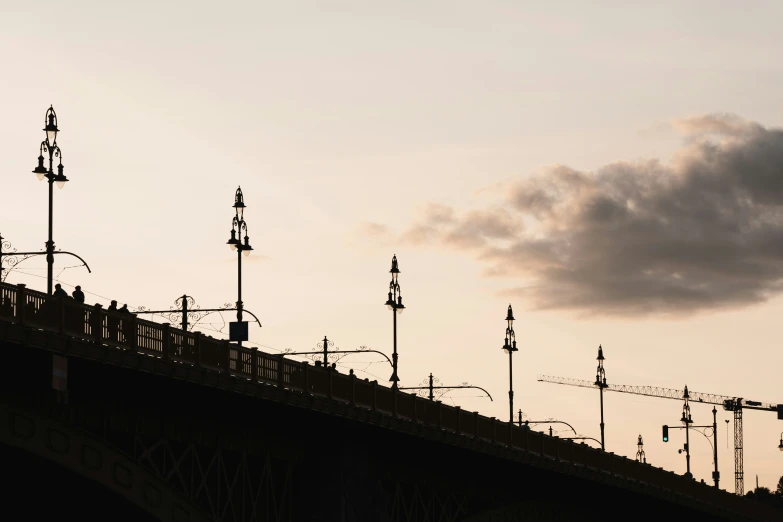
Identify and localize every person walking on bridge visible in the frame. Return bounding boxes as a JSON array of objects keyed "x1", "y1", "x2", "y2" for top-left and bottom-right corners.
[{"x1": 53, "y1": 284, "x2": 67, "y2": 298}]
